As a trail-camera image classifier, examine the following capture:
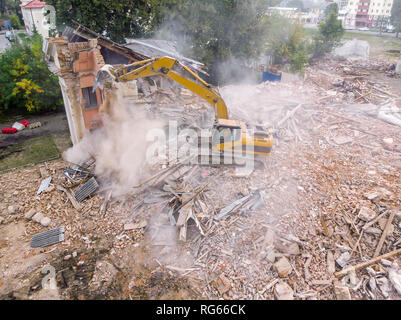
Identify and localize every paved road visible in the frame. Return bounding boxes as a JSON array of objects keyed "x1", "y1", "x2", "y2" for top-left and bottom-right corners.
[
  {"x1": 0, "y1": 33, "x2": 11, "y2": 53},
  {"x1": 345, "y1": 29, "x2": 398, "y2": 38},
  {"x1": 304, "y1": 23, "x2": 399, "y2": 38}
]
